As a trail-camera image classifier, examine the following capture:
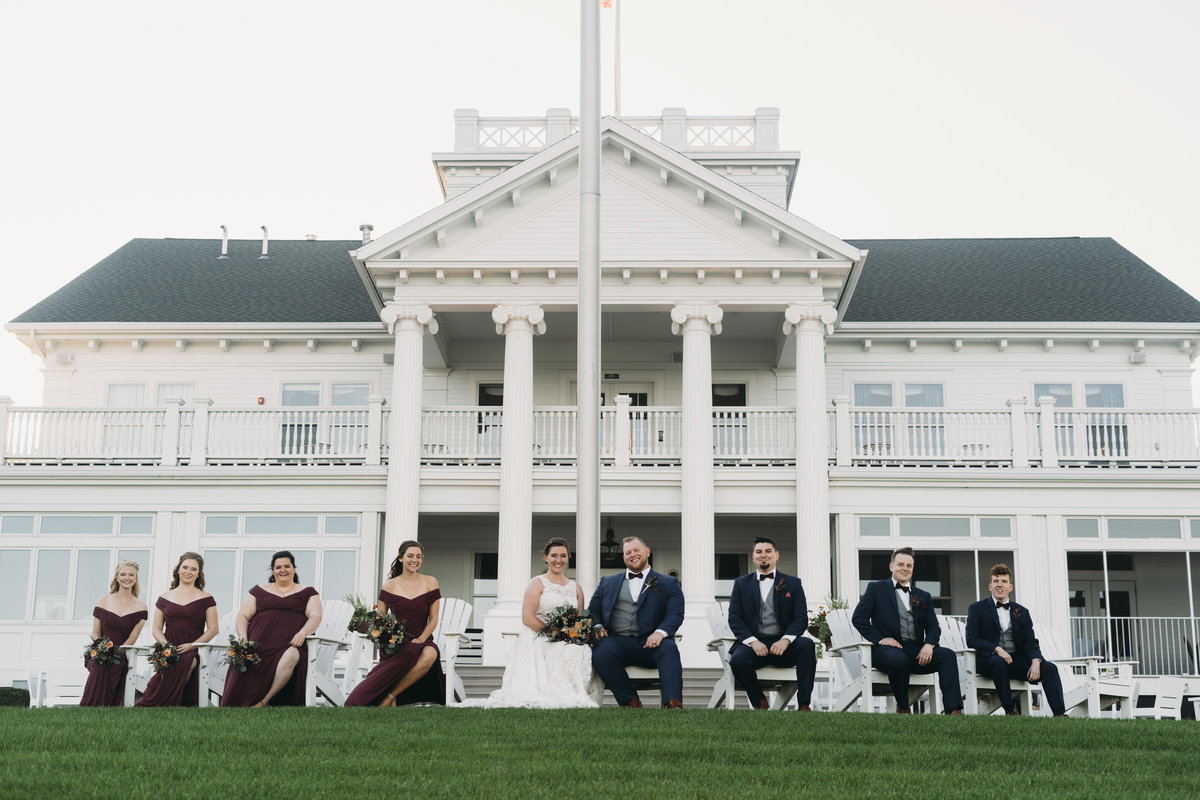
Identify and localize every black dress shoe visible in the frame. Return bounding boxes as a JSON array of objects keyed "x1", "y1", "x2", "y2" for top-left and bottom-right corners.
[{"x1": 625, "y1": 698, "x2": 643, "y2": 708}]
